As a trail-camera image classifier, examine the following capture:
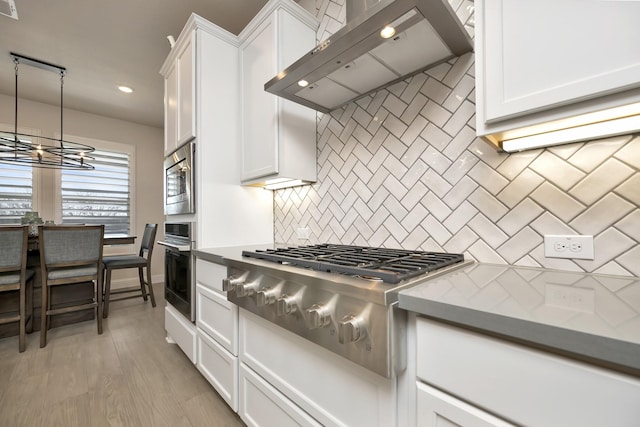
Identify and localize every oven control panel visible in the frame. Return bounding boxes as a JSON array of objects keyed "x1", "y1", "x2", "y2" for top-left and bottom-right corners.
[{"x1": 224, "y1": 265, "x2": 392, "y2": 378}]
